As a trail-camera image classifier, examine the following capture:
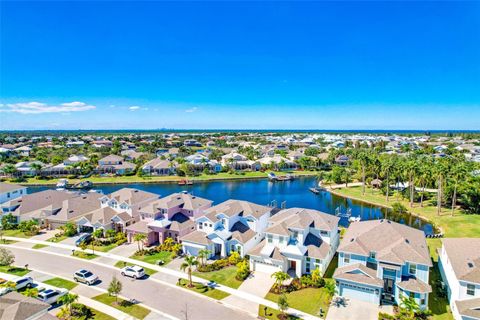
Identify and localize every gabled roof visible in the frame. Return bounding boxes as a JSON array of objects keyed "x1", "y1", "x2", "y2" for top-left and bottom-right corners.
[
  {"x1": 107, "y1": 188, "x2": 159, "y2": 207},
  {"x1": 267, "y1": 207, "x2": 339, "y2": 234},
  {"x1": 0, "y1": 291, "x2": 50, "y2": 320},
  {"x1": 167, "y1": 213, "x2": 195, "y2": 233},
  {"x1": 338, "y1": 220, "x2": 432, "y2": 266},
  {"x1": 441, "y1": 238, "x2": 480, "y2": 284},
  {"x1": 455, "y1": 298, "x2": 480, "y2": 320},
  {"x1": 203, "y1": 199, "x2": 271, "y2": 221},
  {"x1": 0, "y1": 182, "x2": 25, "y2": 193},
  {"x1": 333, "y1": 263, "x2": 384, "y2": 288},
  {"x1": 180, "y1": 230, "x2": 212, "y2": 245},
  {"x1": 230, "y1": 221, "x2": 256, "y2": 243},
  {"x1": 139, "y1": 192, "x2": 212, "y2": 214},
  {"x1": 396, "y1": 277, "x2": 432, "y2": 293}
]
